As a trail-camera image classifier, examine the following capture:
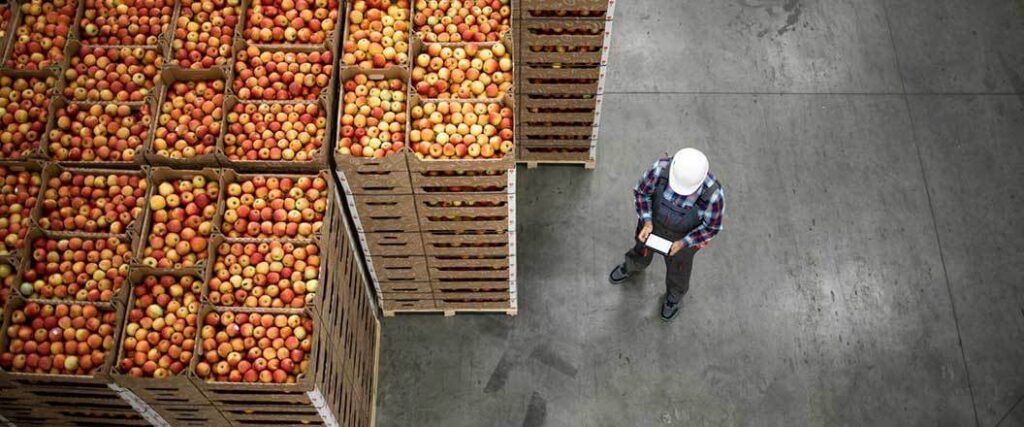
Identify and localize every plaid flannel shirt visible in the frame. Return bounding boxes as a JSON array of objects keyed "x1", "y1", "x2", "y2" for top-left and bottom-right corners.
[{"x1": 634, "y1": 158, "x2": 725, "y2": 247}]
